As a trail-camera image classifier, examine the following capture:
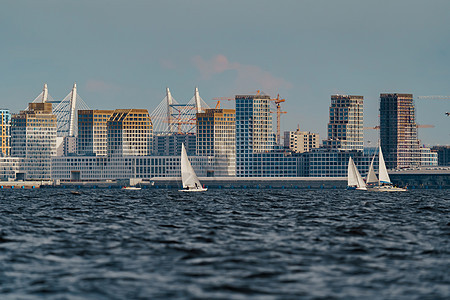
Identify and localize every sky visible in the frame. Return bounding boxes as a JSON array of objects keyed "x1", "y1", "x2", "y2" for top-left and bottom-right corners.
[{"x1": 1, "y1": 0, "x2": 449, "y2": 145}]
